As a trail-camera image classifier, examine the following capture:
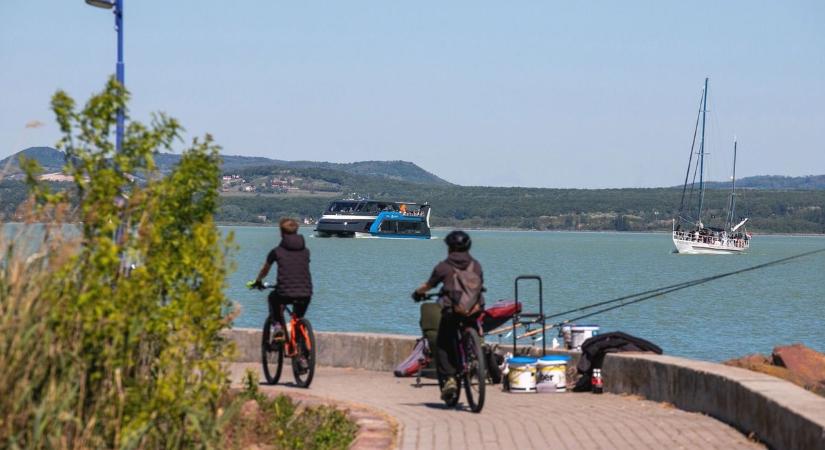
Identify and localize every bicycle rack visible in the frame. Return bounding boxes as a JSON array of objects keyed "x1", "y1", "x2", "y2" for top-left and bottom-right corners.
[{"x1": 512, "y1": 275, "x2": 546, "y2": 356}]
